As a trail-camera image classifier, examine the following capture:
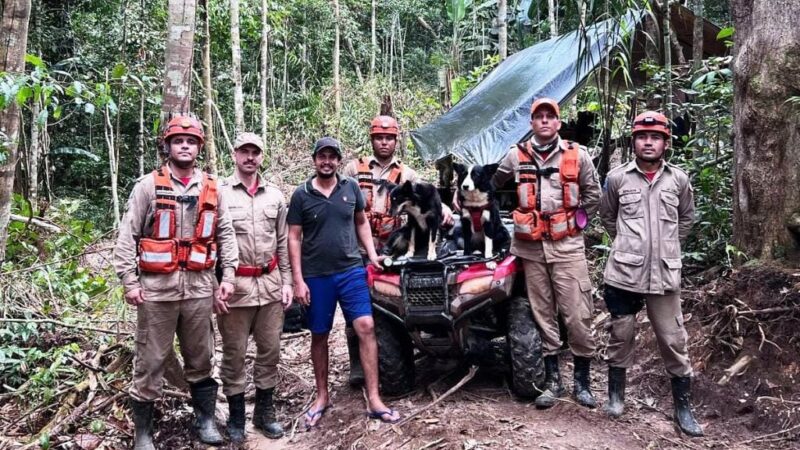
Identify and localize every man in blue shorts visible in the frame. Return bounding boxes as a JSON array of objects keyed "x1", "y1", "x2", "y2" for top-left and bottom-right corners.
[{"x1": 287, "y1": 137, "x2": 401, "y2": 428}]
